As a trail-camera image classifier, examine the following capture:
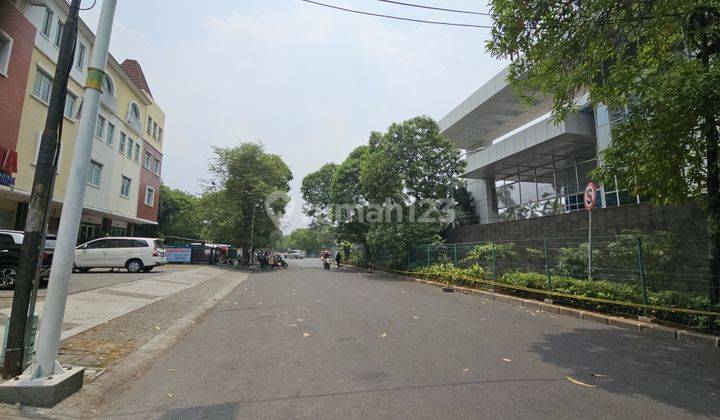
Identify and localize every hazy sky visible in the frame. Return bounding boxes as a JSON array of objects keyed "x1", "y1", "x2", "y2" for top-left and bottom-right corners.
[{"x1": 80, "y1": 0, "x2": 507, "y2": 232}]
